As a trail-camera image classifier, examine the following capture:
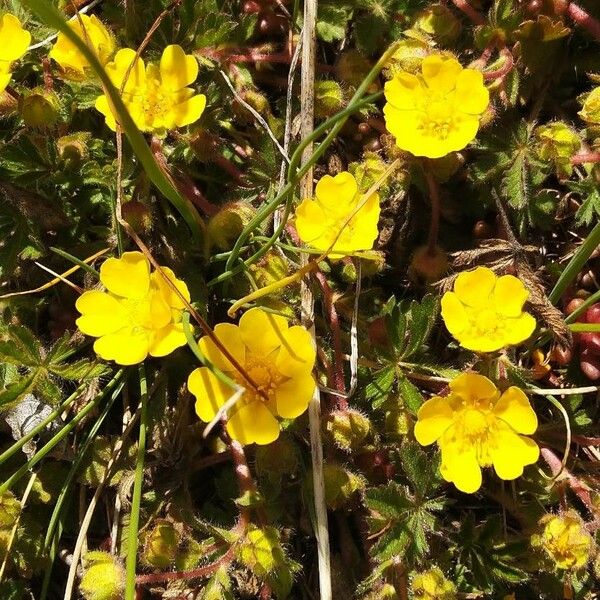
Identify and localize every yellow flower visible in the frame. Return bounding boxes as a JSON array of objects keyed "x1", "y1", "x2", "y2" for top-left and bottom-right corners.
[
  {"x1": 414, "y1": 372, "x2": 539, "y2": 493},
  {"x1": 383, "y1": 54, "x2": 489, "y2": 158},
  {"x1": 411, "y1": 566, "x2": 456, "y2": 600},
  {"x1": 441, "y1": 266, "x2": 536, "y2": 353},
  {"x1": 187, "y1": 308, "x2": 316, "y2": 445},
  {"x1": 294, "y1": 172, "x2": 380, "y2": 258},
  {"x1": 0, "y1": 14, "x2": 31, "y2": 94},
  {"x1": 48, "y1": 14, "x2": 115, "y2": 79},
  {"x1": 536, "y1": 512, "x2": 593, "y2": 570},
  {"x1": 579, "y1": 86, "x2": 600, "y2": 125},
  {"x1": 95, "y1": 45, "x2": 206, "y2": 133},
  {"x1": 75, "y1": 251, "x2": 190, "y2": 365}
]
